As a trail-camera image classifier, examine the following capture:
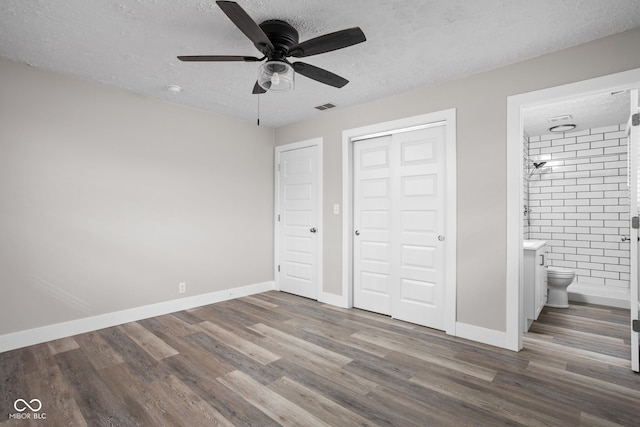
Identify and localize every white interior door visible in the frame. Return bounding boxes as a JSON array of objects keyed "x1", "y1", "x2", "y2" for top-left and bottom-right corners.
[
  {"x1": 353, "y1": 125, "x2": 447, "y2": 330},
  {"x1": 277, "y1": 144, "x2": 320, "y2": 300},
  {"x1": 629, "y1": 88, "x2": 639, "y2": 372}
]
